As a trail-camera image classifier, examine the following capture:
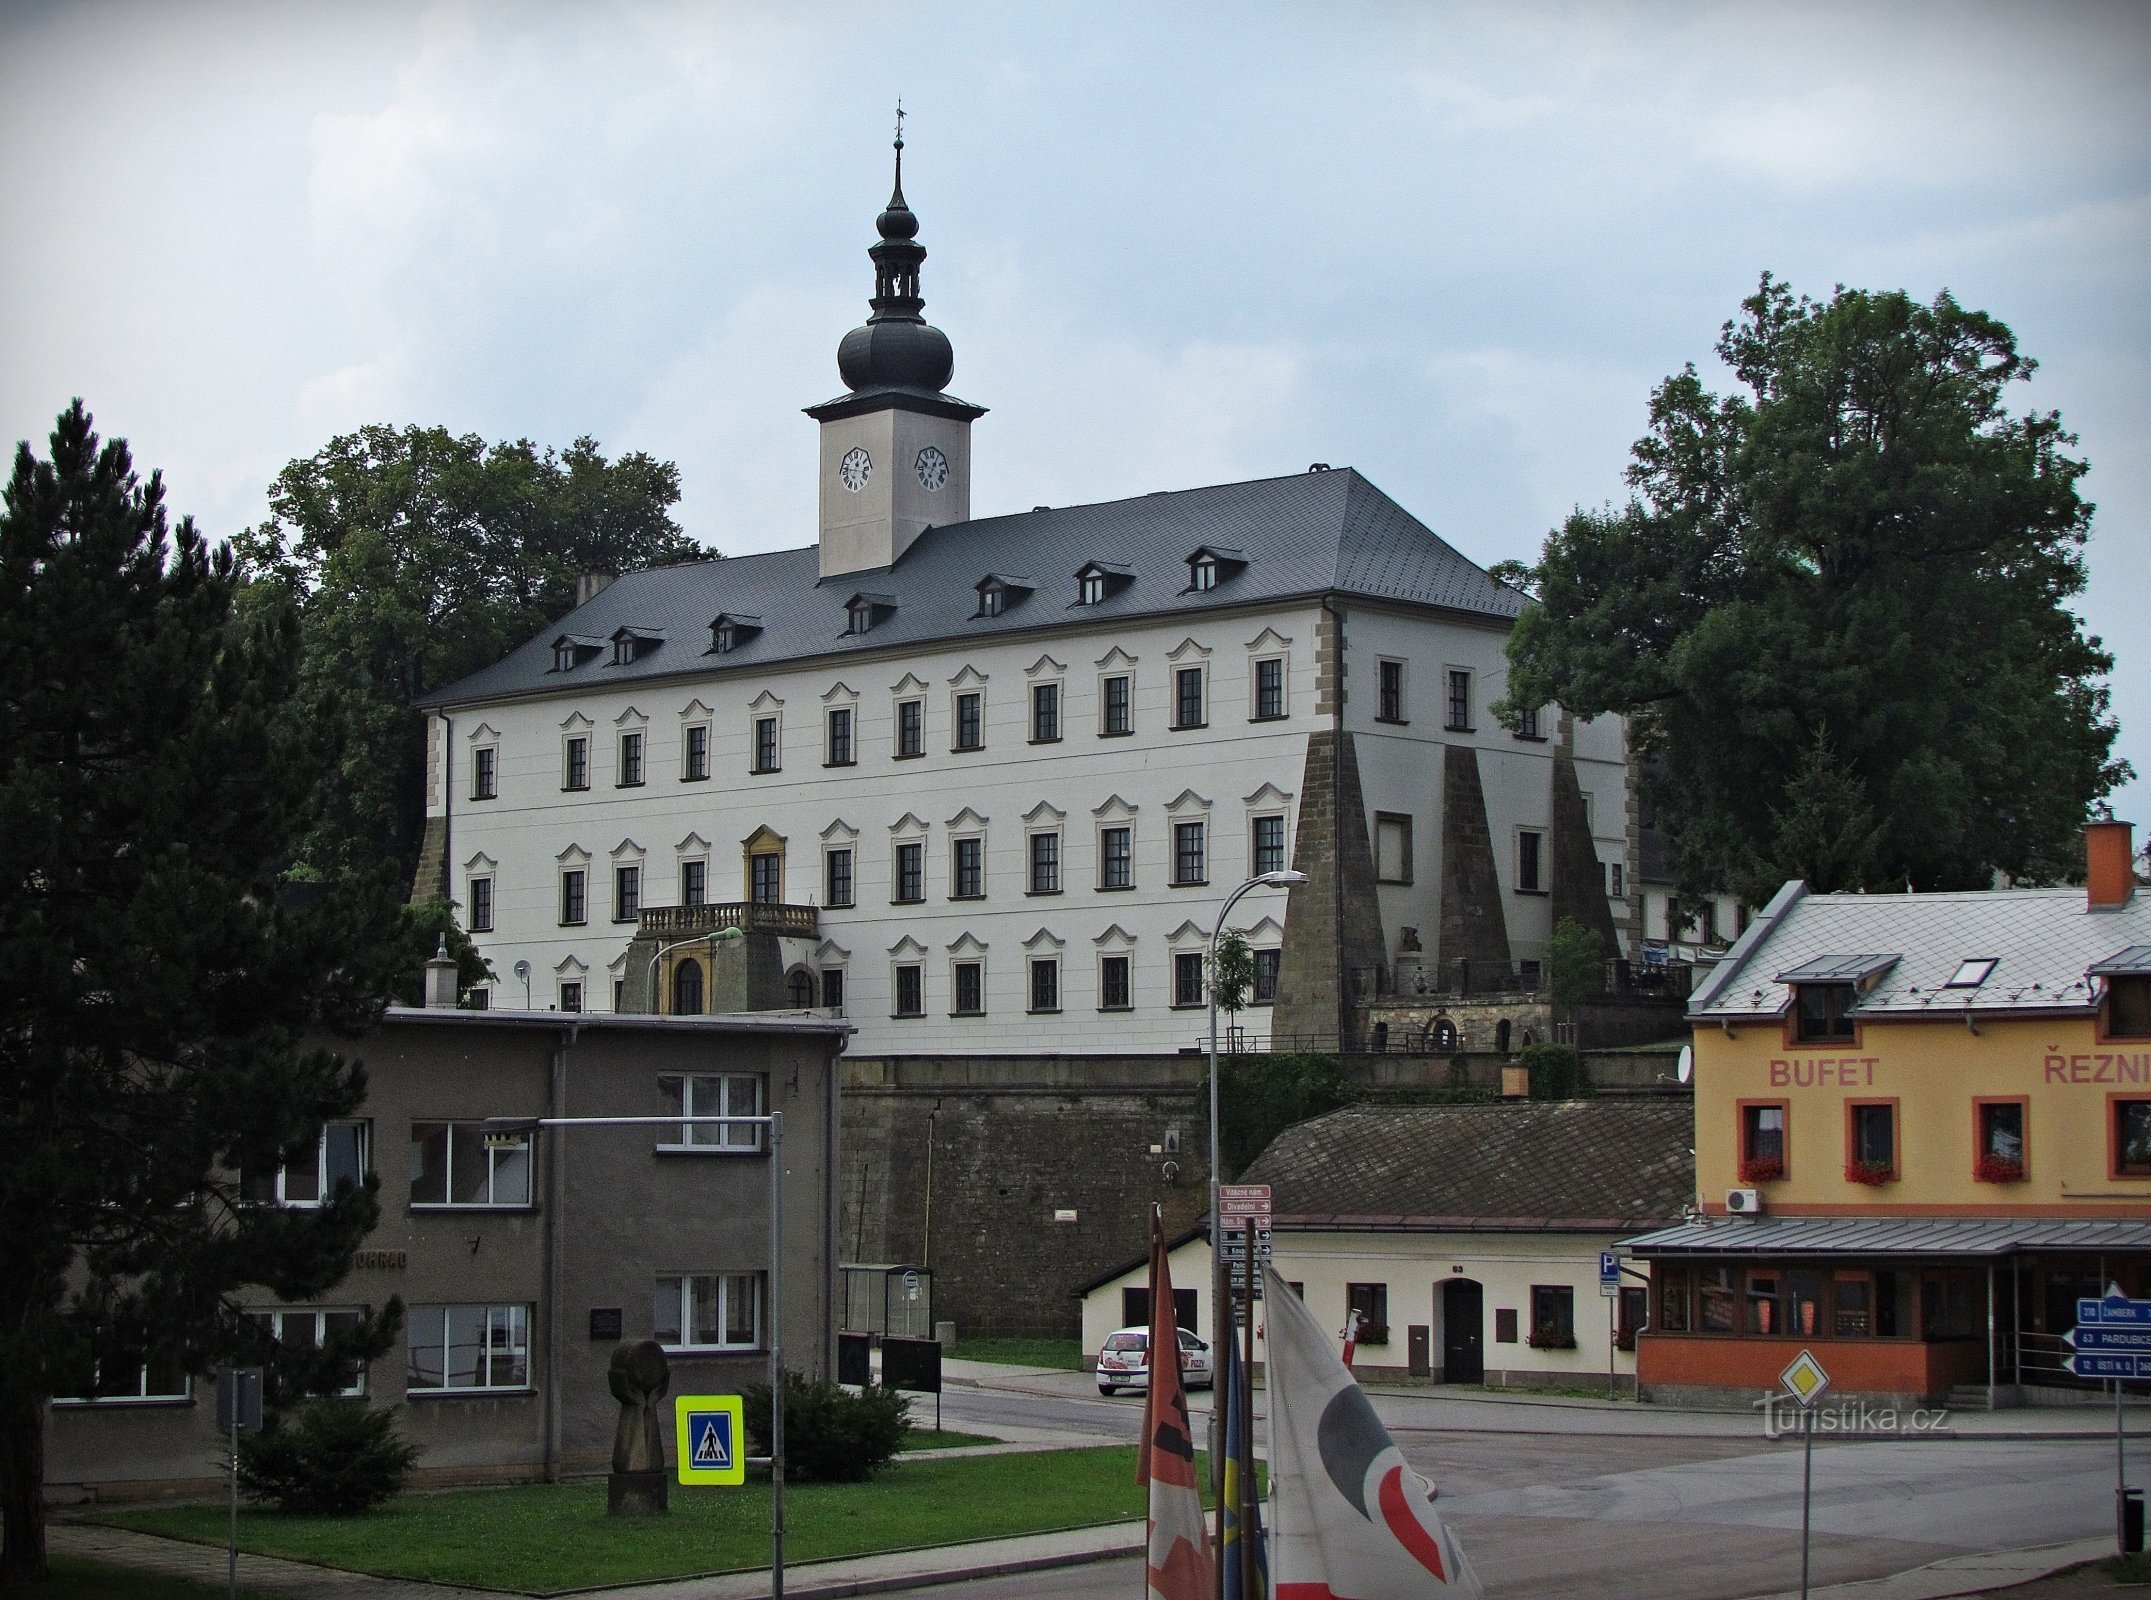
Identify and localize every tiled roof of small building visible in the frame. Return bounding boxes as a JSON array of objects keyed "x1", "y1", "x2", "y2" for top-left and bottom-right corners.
[
  {"x1": 421, "y1": 467, "x2": 1526, "y2": 709},
  {"x1": 1688, "y1": 881, "x2": 2151, "y2": 1021},
  {"x1": 1238, "y1": 1099, "x2": 1695, "y2": 1231}
]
